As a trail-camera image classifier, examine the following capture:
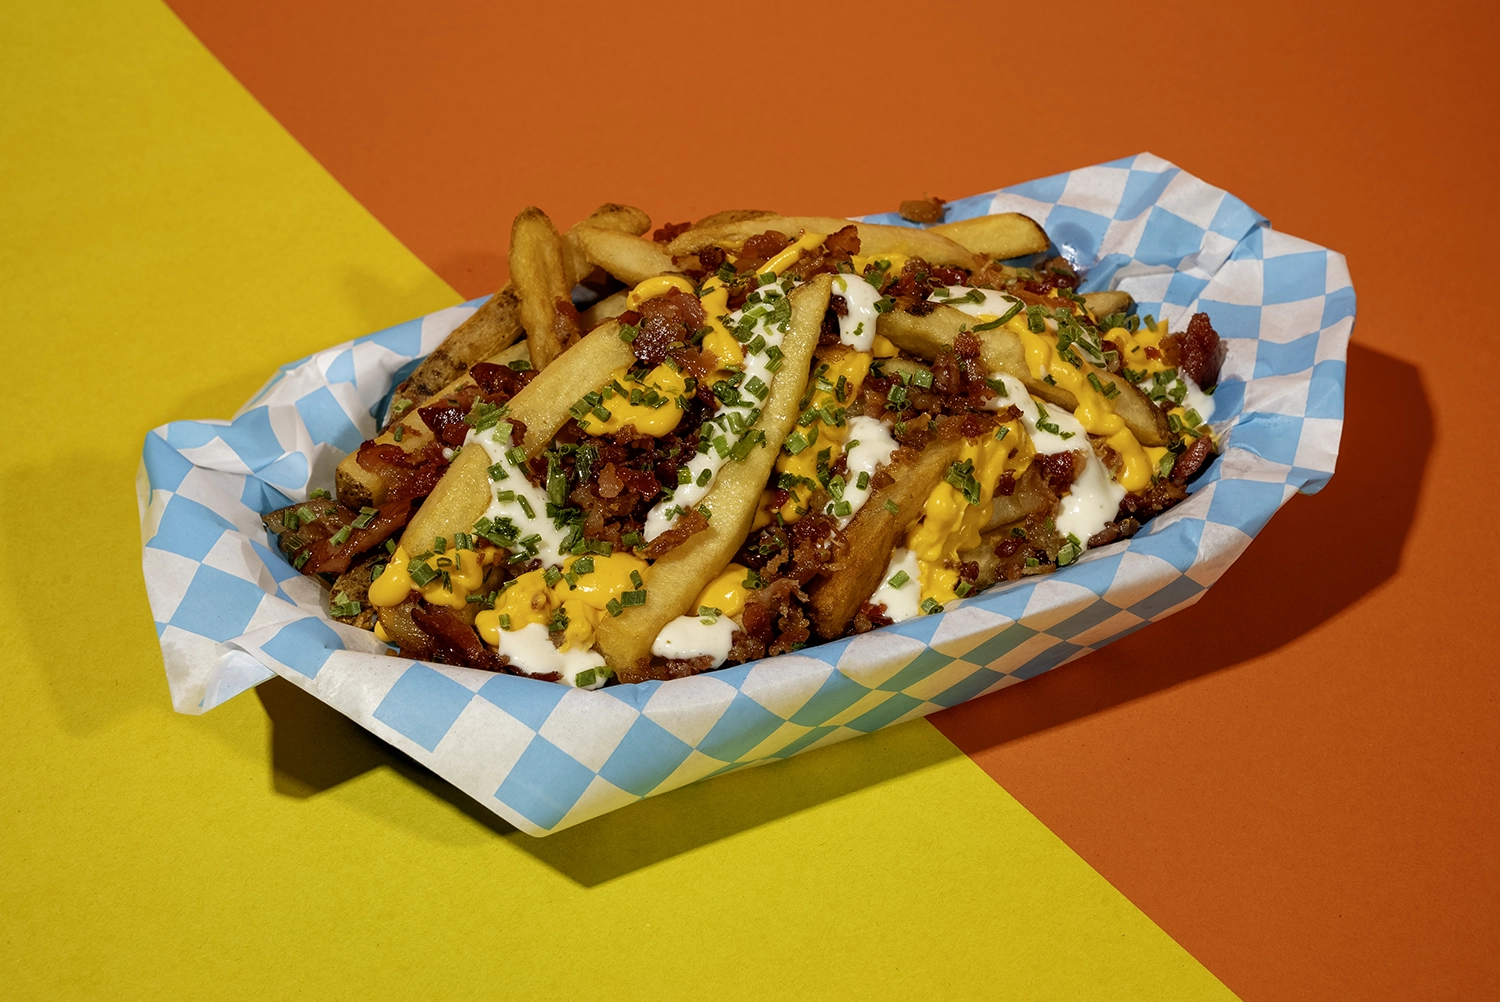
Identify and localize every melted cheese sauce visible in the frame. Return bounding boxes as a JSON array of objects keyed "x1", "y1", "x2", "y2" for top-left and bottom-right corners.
[
  {"x1": 1108, "y1": 319, "x2": 1218, "y2": 431},
  {"x1": 368, "y1": 544, "x2": 494, "y2": 609},
  {"x1": 774, "y1": 350, "x2": 872, "y2": 522},
  {"x1": 577, "y1": 363, "x2": 690, "y2": 438}
]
